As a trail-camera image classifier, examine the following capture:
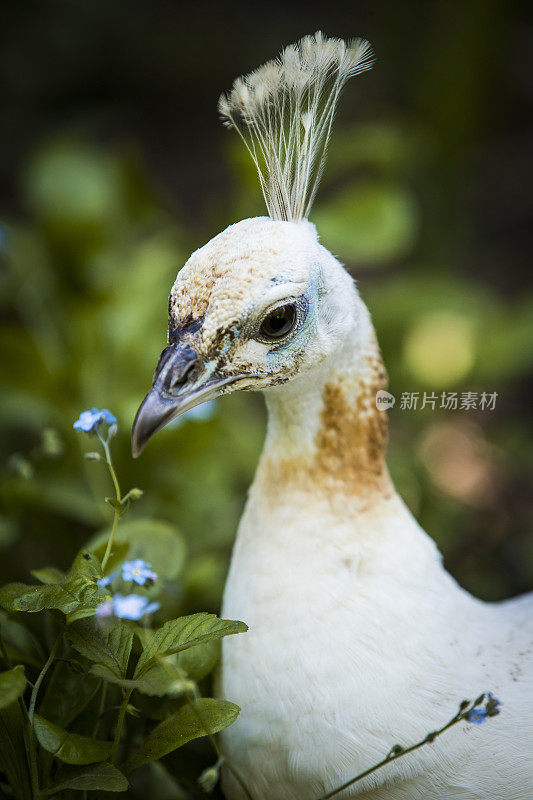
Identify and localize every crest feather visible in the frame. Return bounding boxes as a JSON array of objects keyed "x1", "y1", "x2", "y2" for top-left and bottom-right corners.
[{"x1": 218, "y1": 32, "x2": 374, "y2": 221}]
